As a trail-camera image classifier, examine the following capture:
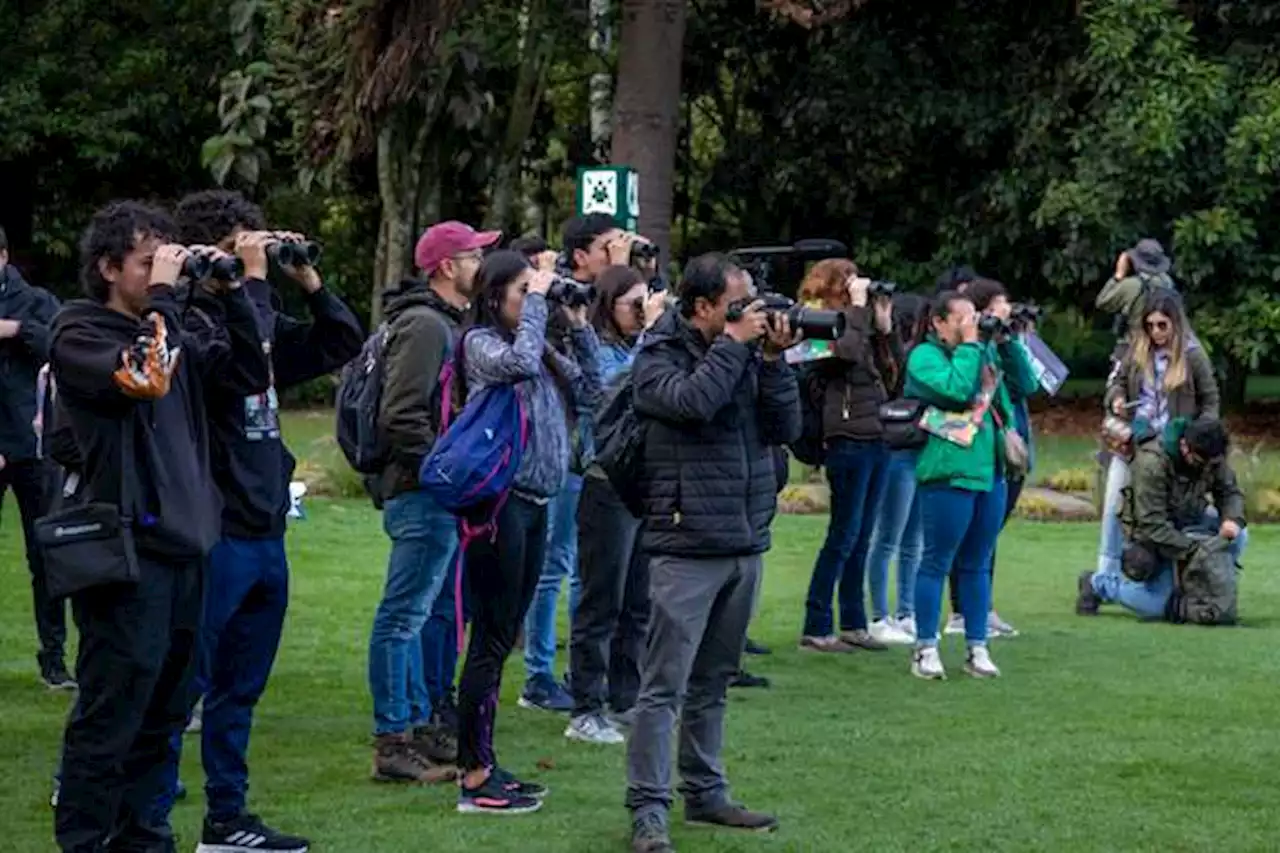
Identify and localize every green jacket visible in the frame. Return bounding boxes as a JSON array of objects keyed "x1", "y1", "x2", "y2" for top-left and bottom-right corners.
[
  {"x1": 1121, "y1": 419, "x2": 1246, "y2": 561},
  {"x1": 904, "y1": 336, "x2": 1017, "y2": 492},
  {"x1": 1096, "y1": 271, "x2": 1176, "y2": 339},
  {"x1": 1000, "y1": 337, "x2": 1040, "y2": 405}
]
